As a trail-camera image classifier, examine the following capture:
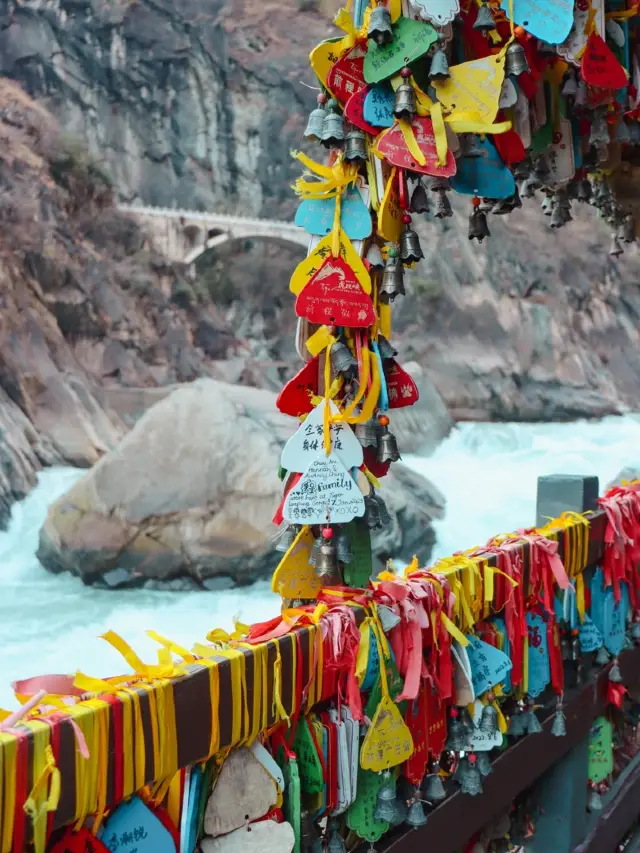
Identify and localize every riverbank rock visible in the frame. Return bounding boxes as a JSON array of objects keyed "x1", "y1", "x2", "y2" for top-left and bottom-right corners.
[{"x1": 37, "y1": 379, "x2": 445, "y2": 589}]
